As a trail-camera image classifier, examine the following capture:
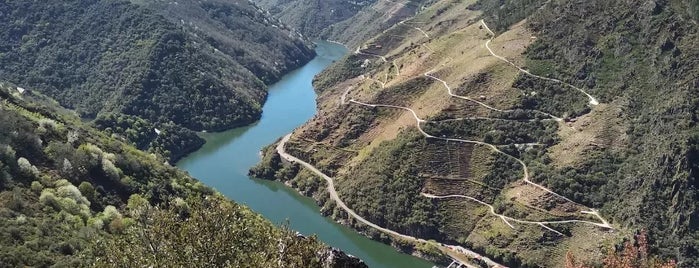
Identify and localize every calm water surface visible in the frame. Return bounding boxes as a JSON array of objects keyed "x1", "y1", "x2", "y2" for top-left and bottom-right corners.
[{"x1": 177, "y1": 41, "x2": 436, "y2": 268}]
